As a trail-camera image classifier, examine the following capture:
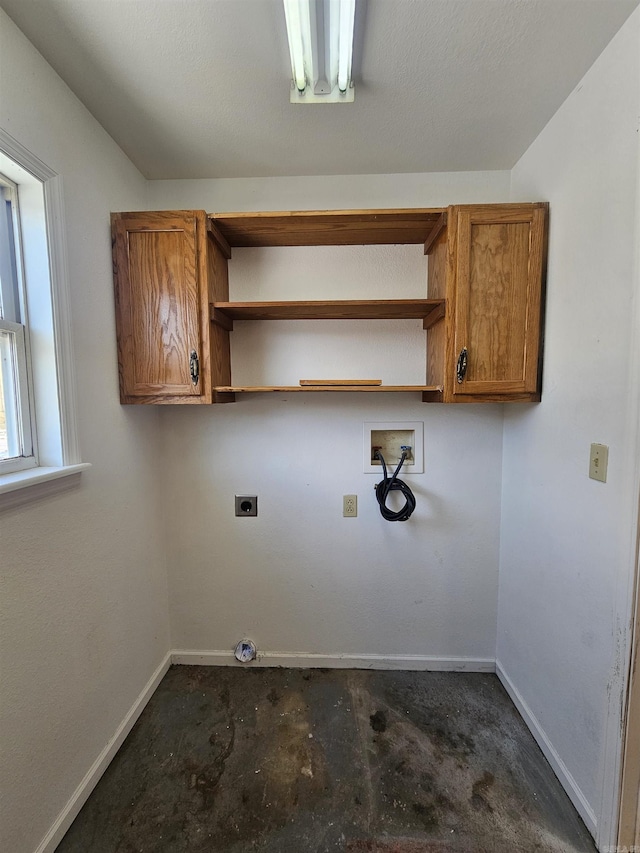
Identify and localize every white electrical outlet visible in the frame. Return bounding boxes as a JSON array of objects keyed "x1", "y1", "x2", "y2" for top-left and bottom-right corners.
[{"x1": 343, "y1": 495, "x2": 357, "y2": 517}]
